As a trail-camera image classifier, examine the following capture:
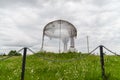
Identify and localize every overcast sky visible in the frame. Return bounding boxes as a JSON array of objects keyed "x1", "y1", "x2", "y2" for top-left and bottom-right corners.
[{"x1": 0, "y1": 0, "x2": 120, "y2": 54}]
